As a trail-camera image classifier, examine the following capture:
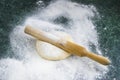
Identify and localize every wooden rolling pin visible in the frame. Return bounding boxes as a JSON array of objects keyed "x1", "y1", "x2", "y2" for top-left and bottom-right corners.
[{"x1": 24, "y1": 25, "x2": 110, "y2": 65}]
